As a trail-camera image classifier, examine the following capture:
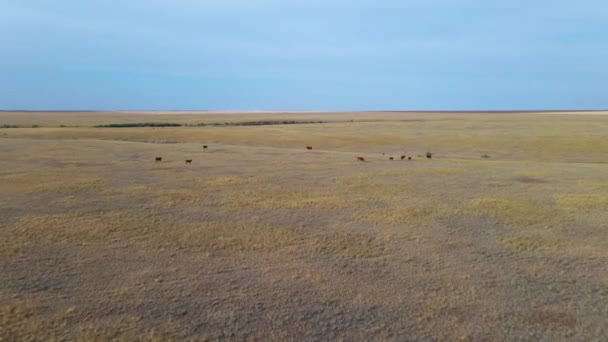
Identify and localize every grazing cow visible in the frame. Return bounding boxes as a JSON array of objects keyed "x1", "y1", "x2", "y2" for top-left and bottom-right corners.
[
  {"x1": 306, "y1": 146, "x2": 313, "y2": 150},
  {"x1": 185, "y1": 159, "x2": 192, "y2": 164},
  {"x1": 426, "y1": 152, "x2": 433, "y2": 159},
  {"x1": 401, "y1": 155, "x2": 406, "y2": 160},
  {"x1": 203, "y1": 145, "x2": 208, "y2": 150},
  {"x1": 356, "y1": 156, "x2": 365, "y2": 162},
  {"x1": 155, "y1": 157, "x2": 162, "y2": 162},
  {"x1": 389, "y1": 157, "x2": 394, "y2": 160},
  {"x1": 408, "y1": 157, "x2": 412, "y2": 160}
]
